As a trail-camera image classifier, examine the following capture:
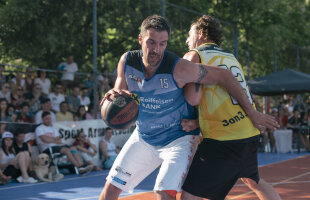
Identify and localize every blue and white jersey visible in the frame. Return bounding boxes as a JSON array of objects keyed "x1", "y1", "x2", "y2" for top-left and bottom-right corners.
[{"x1": 124, "y1": 50, "x2": 200, "y2": 146}]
